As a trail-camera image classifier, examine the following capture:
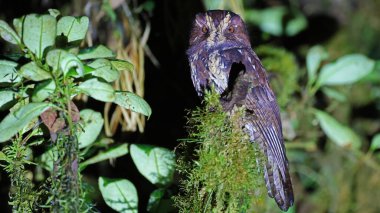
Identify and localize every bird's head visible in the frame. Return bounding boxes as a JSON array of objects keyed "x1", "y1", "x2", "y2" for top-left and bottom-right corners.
[{"x1": 188, "y1": 10, "x2": 251, "y2": 51}]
